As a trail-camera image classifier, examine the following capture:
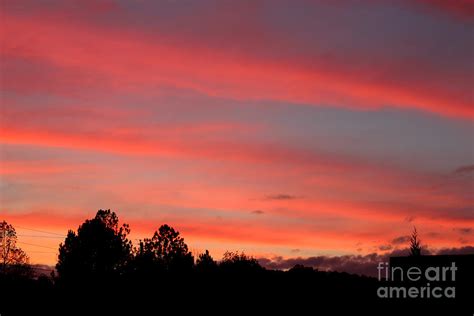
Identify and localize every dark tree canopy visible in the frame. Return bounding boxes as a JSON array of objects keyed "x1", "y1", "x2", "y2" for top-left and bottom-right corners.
[
  {"x1": 135, "y1": 224, "x2": 194, "y2": 273},
  {"x1": 56, "y1": 210, "x2": 132, "y2": 282}
]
